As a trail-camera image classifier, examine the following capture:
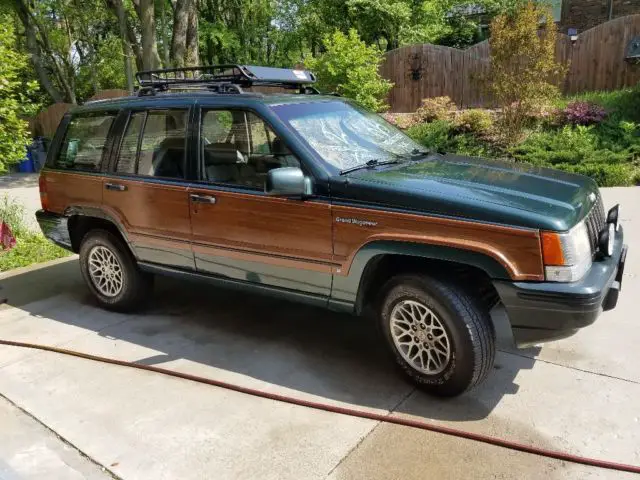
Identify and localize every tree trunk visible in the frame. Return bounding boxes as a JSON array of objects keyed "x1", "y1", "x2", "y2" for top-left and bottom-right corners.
[
  {"x1": 186, "y1": 1, "x2": 199, "y2": 66},
  {"x1": 15, "y1": 0, "x2": 73, "y2": 103},
  {"x1": 160, "y1": 0, "x2": 171, "y2": 66},
  {"x1": 106, "y1": 0, "x2": 144, "y2": 71},
  {"x1": 139, "y1": 0, "x2": 161, "y2": 70},
  {"x1": 111, "y1": 0, "x2": 135, "y2": 91},
  {"x1": 16, "y1": 7, "x2": 64, "y2": 102},
  {"x1": 171, "y1": 0, "x2": 191, "y2": 67}
]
